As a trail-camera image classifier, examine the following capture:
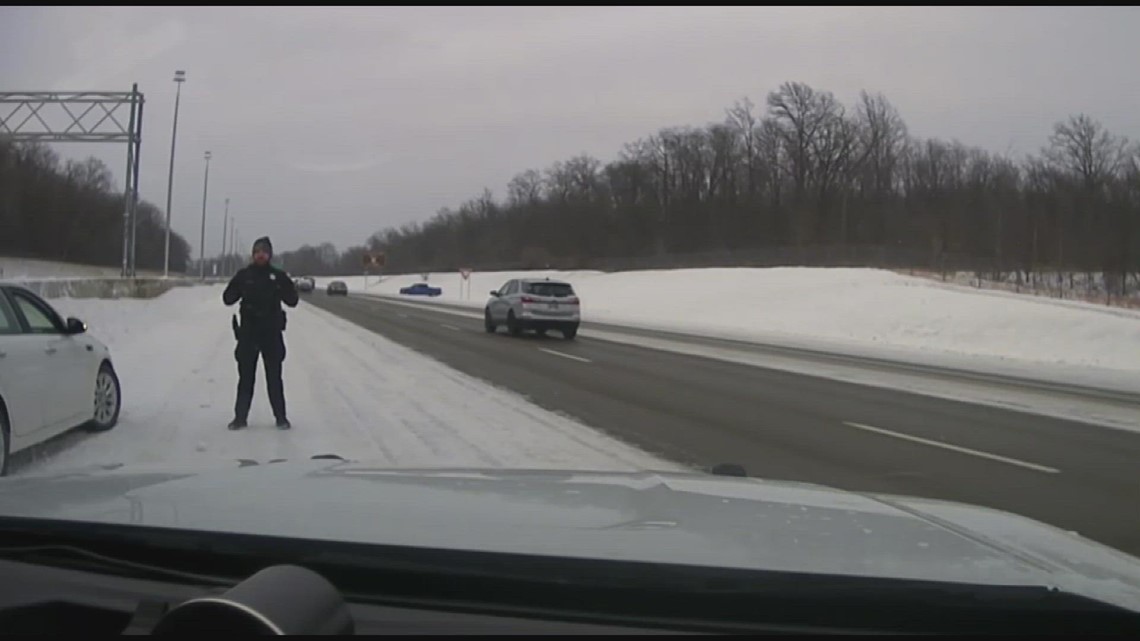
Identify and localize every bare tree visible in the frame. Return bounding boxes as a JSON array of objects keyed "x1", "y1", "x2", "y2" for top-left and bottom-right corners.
[
  {"x1": 726, "y1": 97, "x2": 758, "y2": 196},
  {"x1": 1045, "y1": 114, "x2": 1128, "y2": 191},
  {"x1": 507, "y1": 169, "x2": 544, "y2": 206}
]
